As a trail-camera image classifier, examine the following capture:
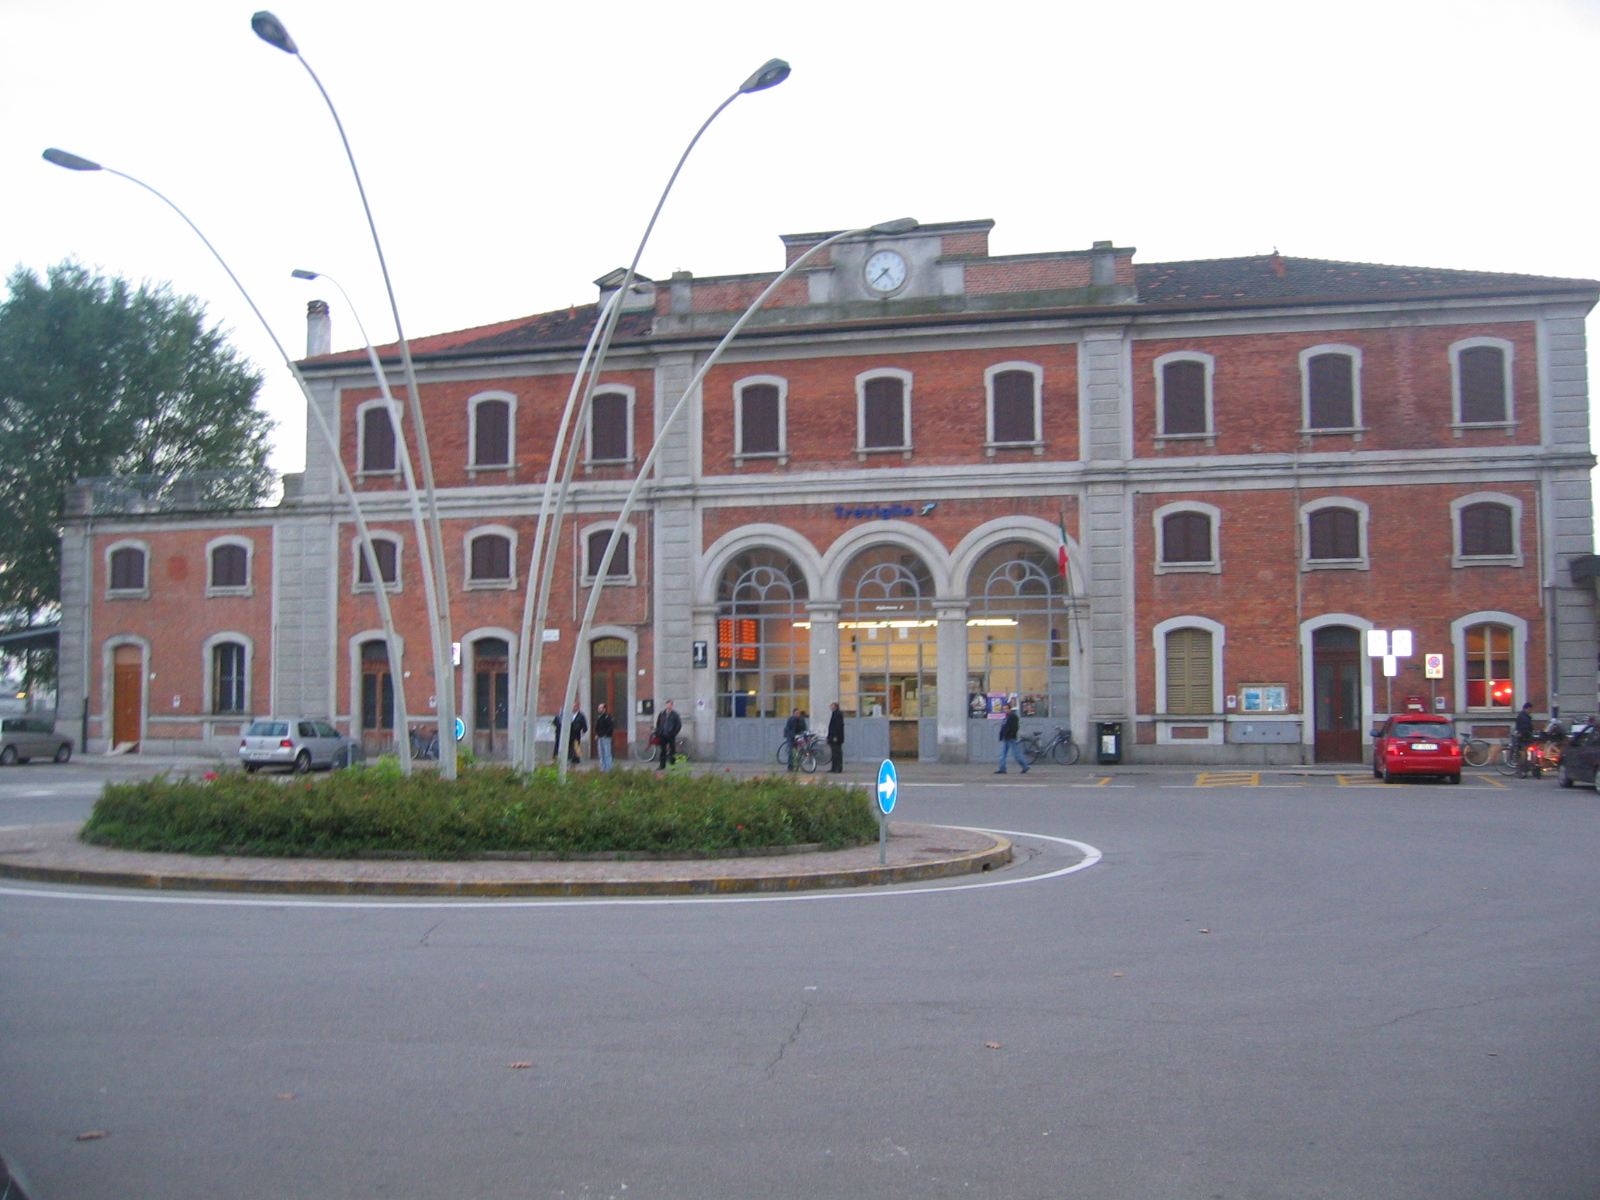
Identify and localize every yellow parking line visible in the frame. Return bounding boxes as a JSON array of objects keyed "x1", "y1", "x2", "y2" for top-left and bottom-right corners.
[
  {"x1": 1337, "y1": 773, "x2": 1387, "y2": 787},
  {"x1": 1196, "y1": 772, "x2": 1259, "y2": 787},
  {"x1": 1477, "y1": 773, "x2": 1508, "y2": 788}
]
